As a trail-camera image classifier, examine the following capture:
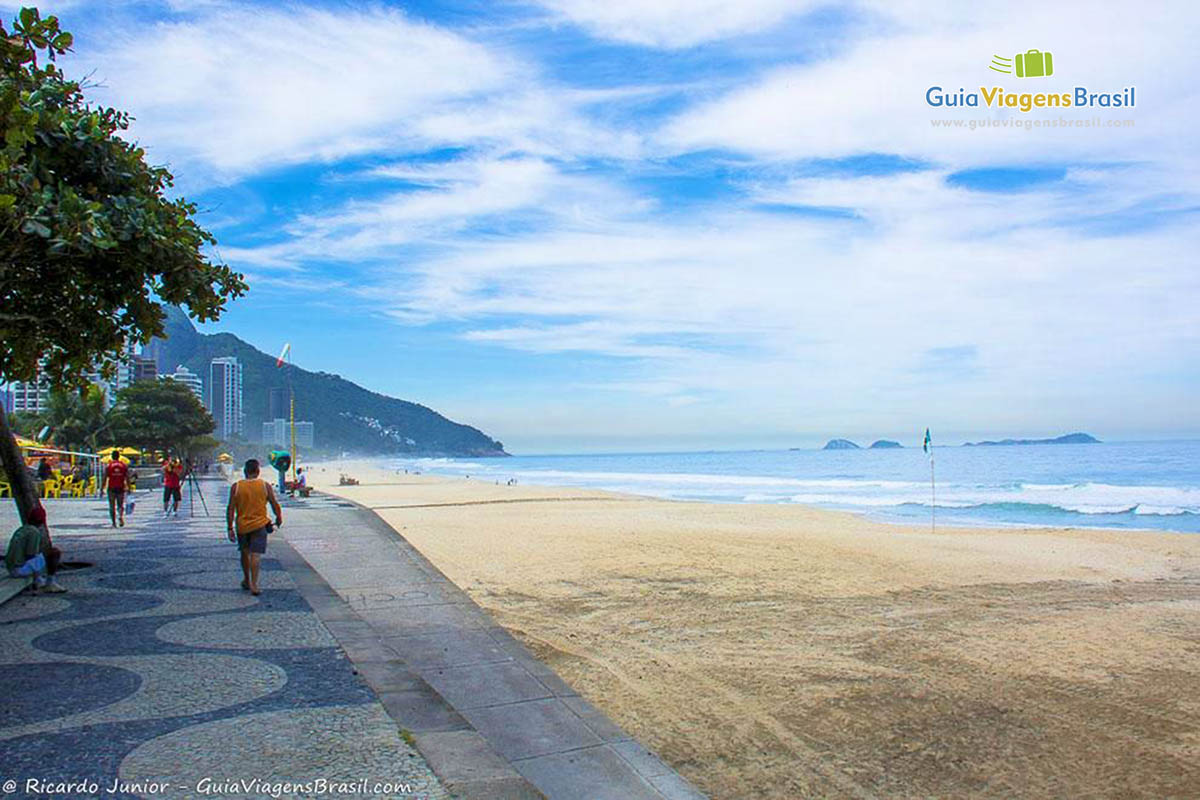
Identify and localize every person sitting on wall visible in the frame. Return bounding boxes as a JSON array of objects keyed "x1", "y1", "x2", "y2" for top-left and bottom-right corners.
[{"x1": 5, "y1": 506, "x2": 67, "y2": 594}]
